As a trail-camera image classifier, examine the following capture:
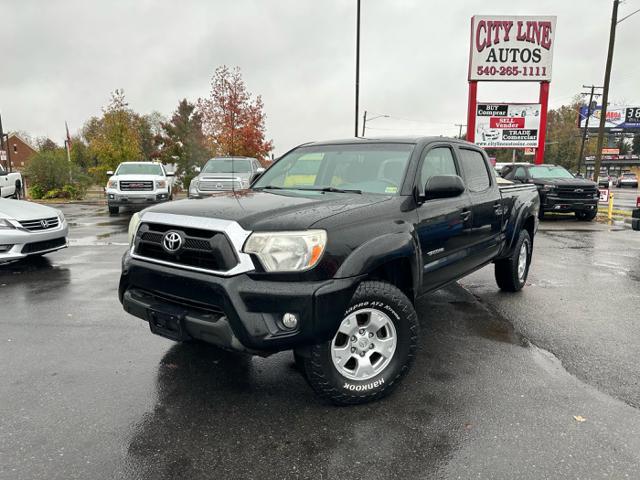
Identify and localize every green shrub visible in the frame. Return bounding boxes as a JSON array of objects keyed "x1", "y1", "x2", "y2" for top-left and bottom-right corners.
[
  {"x1": 29, "y1": 184, "x2": 45, "y2": 199},
  {"x1": 24, "y1": 148, "x2": 91, "y2": 200}
]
